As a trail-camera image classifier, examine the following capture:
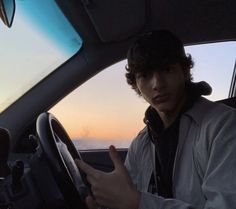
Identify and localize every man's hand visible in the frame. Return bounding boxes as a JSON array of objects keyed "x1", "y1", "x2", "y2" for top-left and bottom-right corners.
[{"x1": 76, "y1": 145, "x2": 140, "y2": 209}]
